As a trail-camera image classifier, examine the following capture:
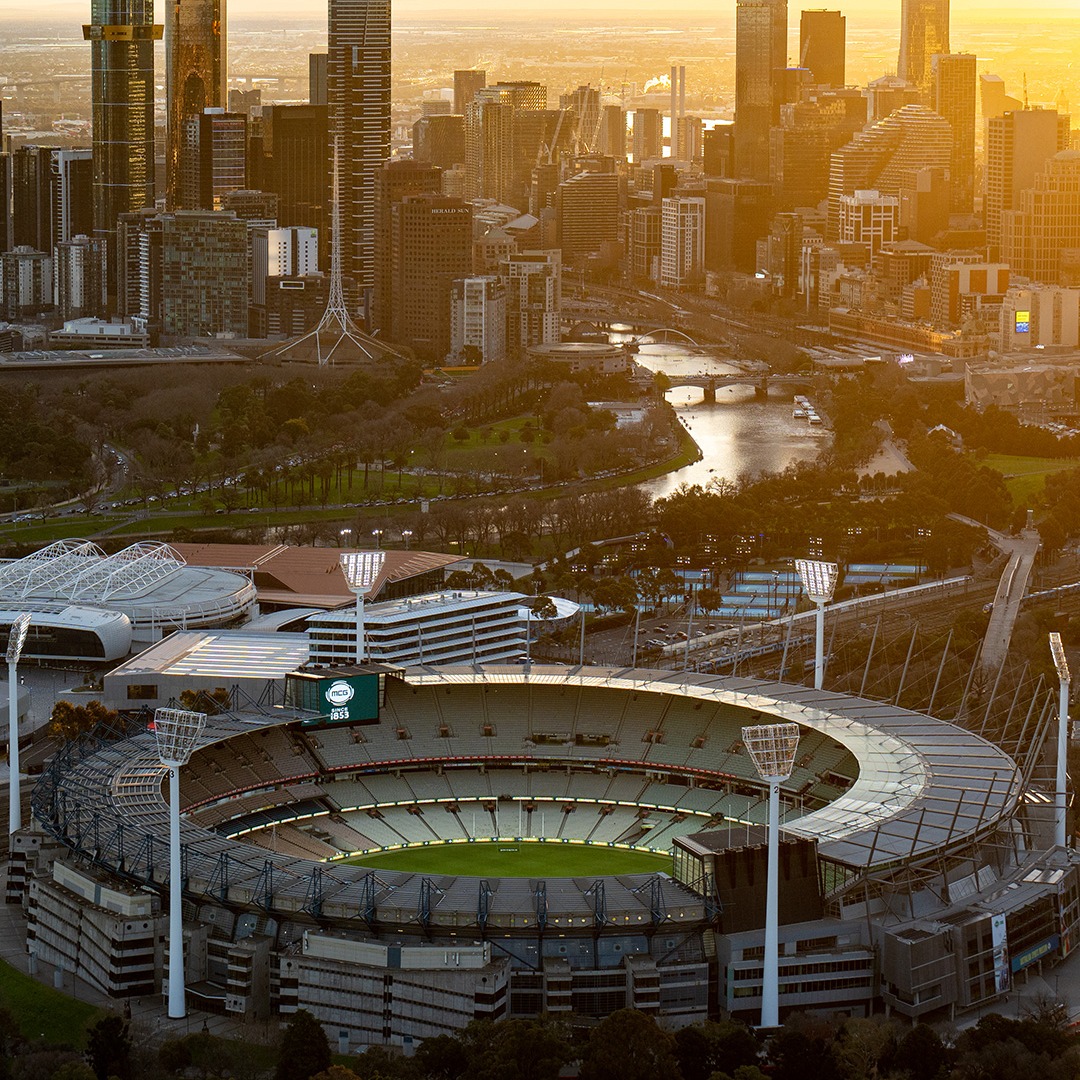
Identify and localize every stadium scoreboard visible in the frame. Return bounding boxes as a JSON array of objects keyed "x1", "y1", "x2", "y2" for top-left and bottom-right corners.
[{"x1": 286, "y1": 668, "x2": 389, "y2": 726}]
